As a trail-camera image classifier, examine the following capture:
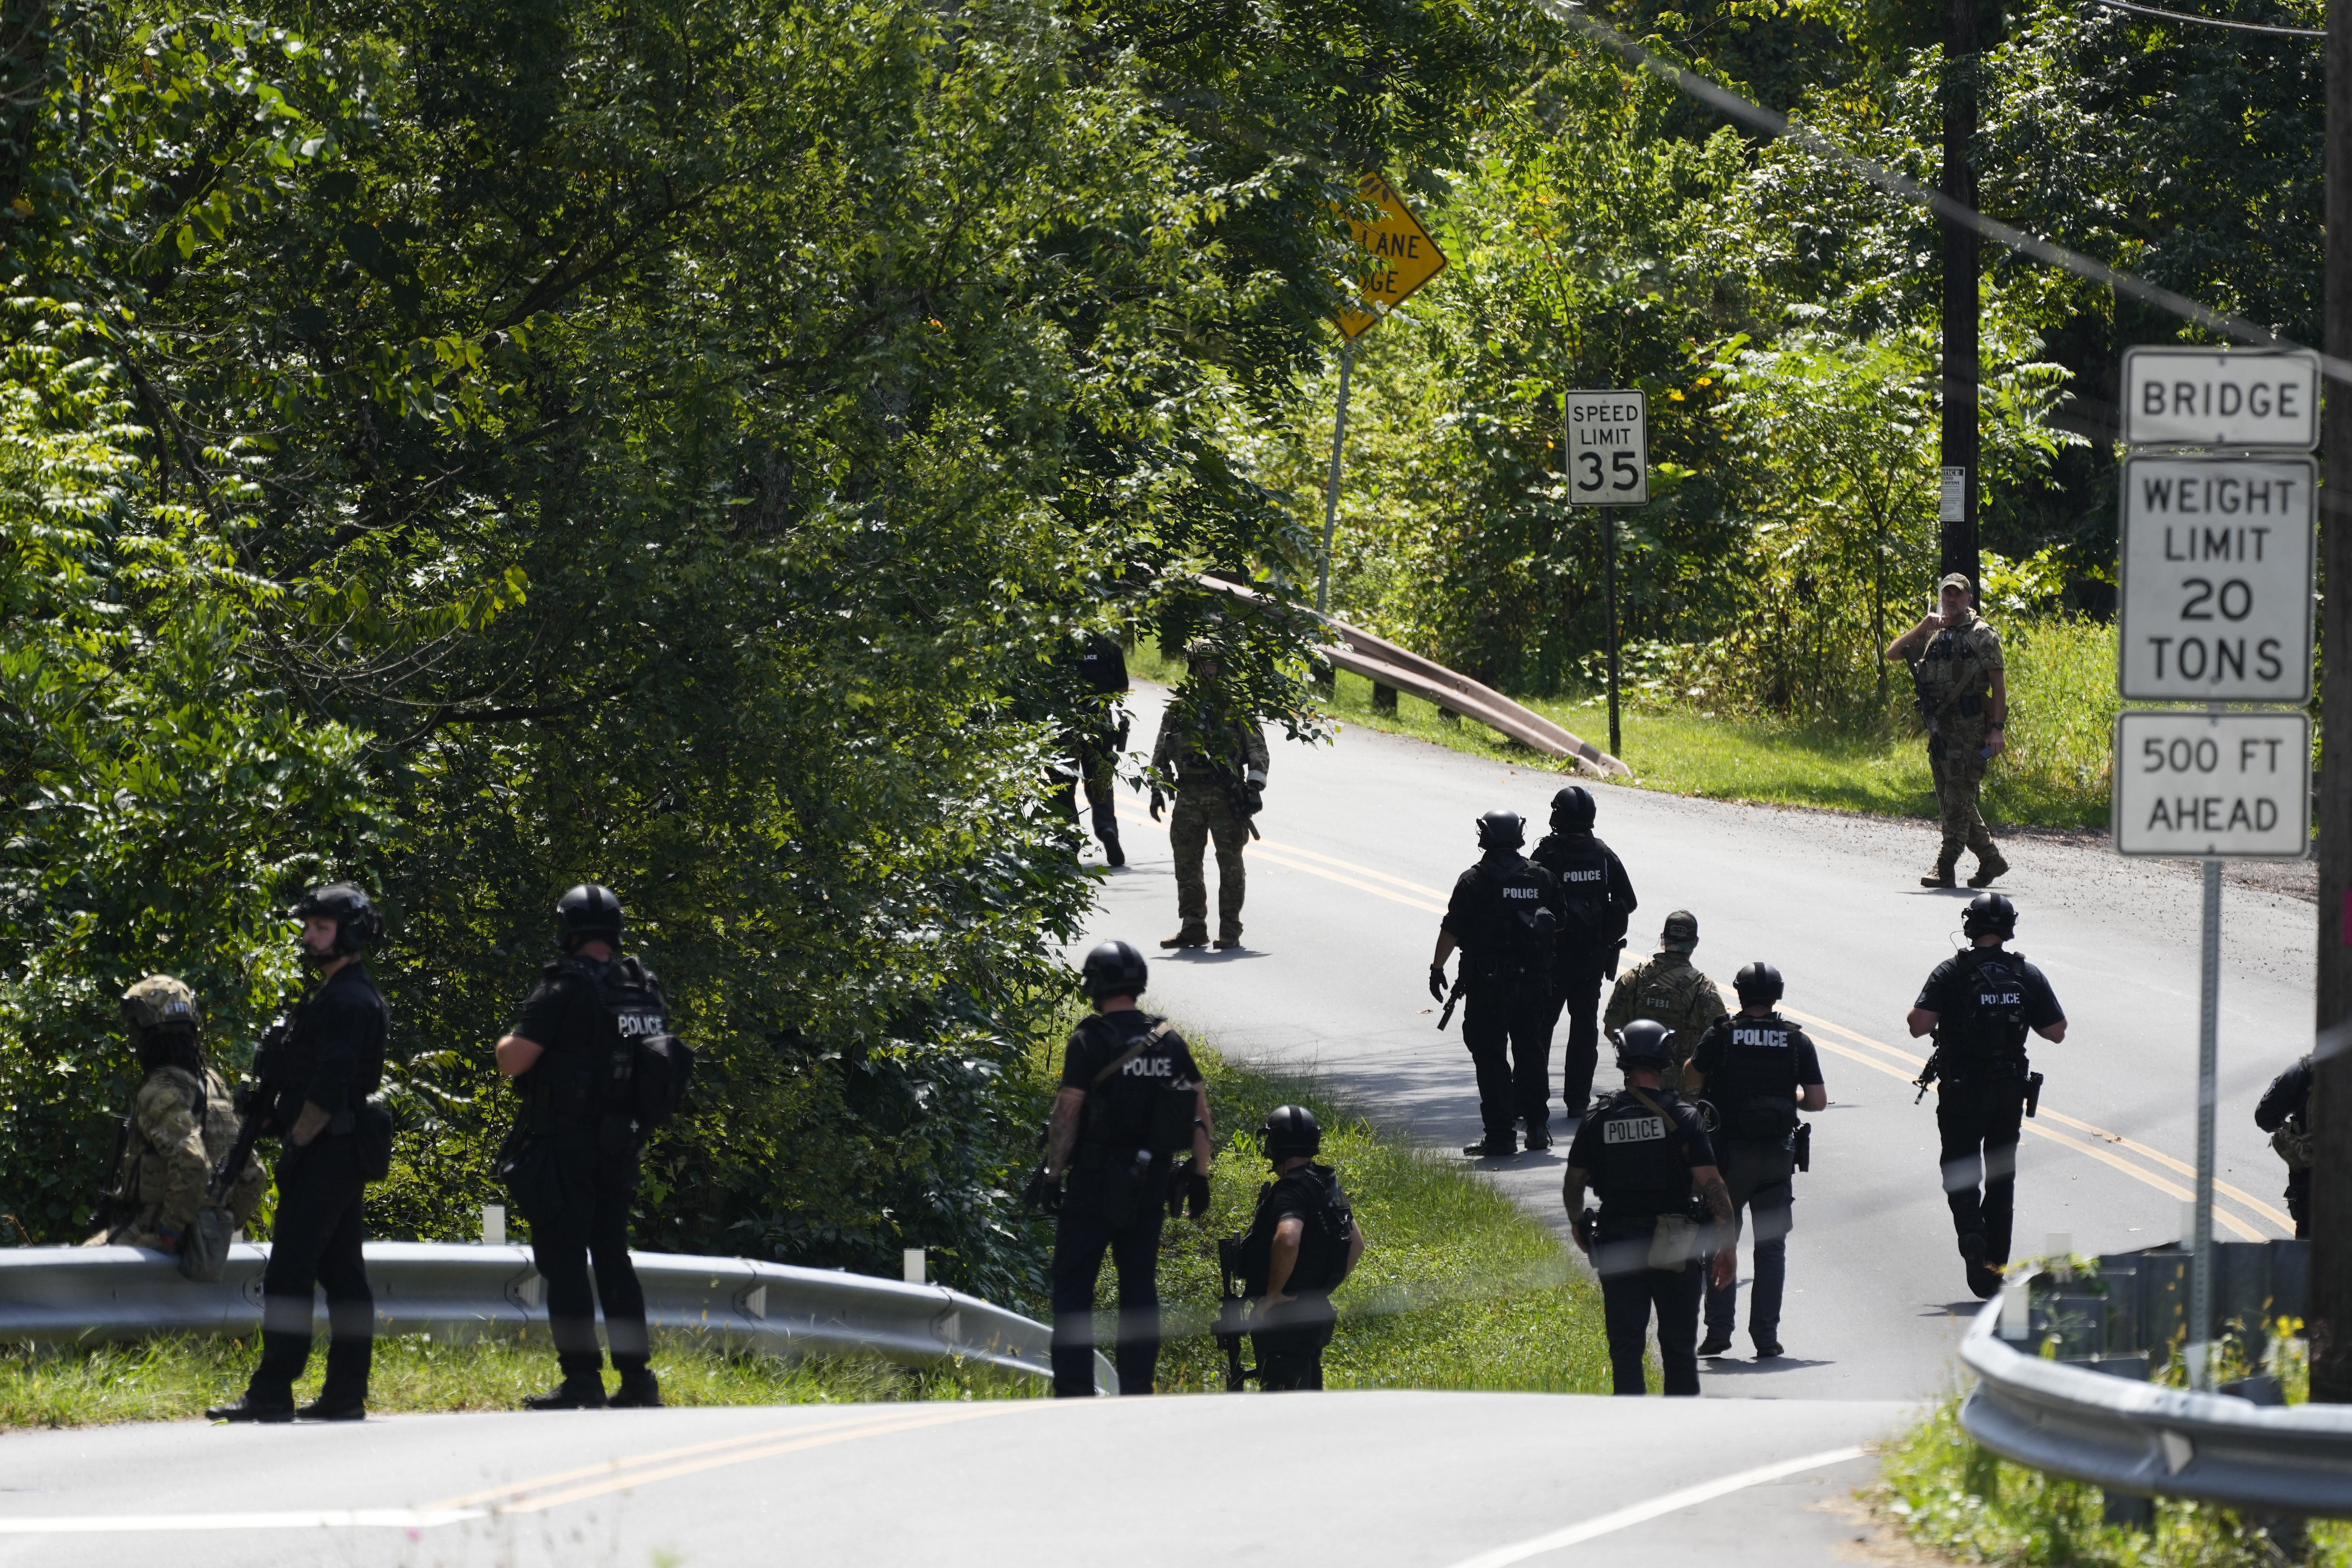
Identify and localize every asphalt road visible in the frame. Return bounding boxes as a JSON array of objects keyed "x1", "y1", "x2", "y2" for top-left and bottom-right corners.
[
  {"x1": 0, "y1": 1394, "x2": 1906, "y2": 1567},
  {"x1": 1078, "y1": 682, "x2": 2310, "y2": 1400}
]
